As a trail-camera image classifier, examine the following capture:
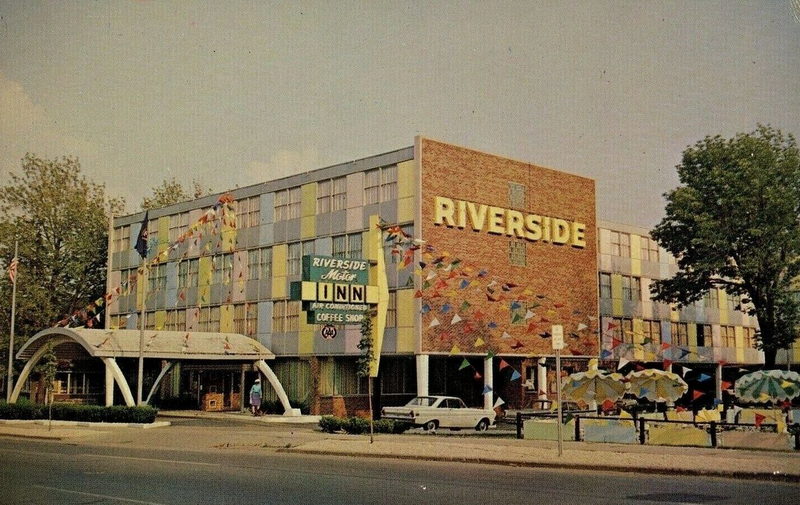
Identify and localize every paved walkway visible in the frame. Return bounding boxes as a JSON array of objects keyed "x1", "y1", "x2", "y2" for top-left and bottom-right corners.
[{"x1": 0, "y1": 411, "x2": 797, "y2": 482}]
